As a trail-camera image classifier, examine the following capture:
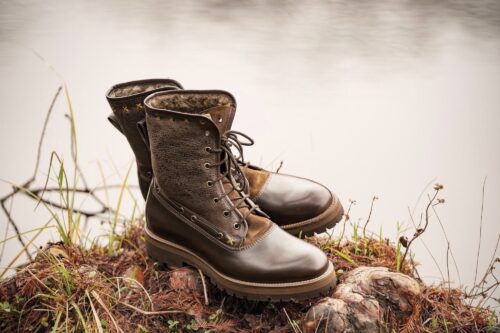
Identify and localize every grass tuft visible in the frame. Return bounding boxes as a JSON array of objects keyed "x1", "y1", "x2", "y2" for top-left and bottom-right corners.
[{"x1": 0, "y1": 221, "x2": 496, "y2": 332}]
